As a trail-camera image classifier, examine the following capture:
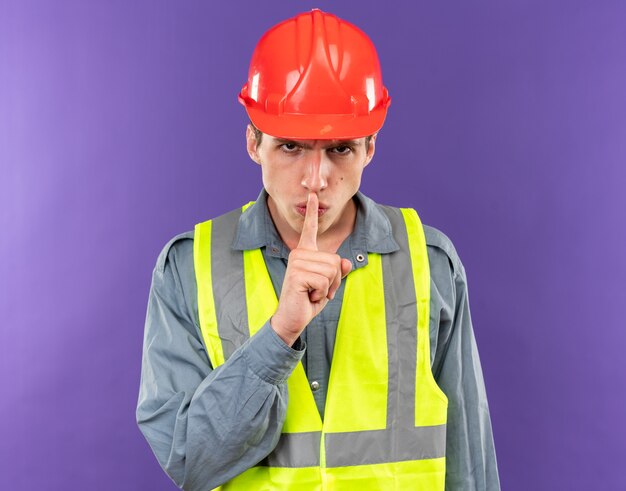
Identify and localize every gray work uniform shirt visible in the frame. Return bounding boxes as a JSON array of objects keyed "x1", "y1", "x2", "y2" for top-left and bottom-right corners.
[{"x1": 136, "y1": 189, "x2": 501, "y2": 491}]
